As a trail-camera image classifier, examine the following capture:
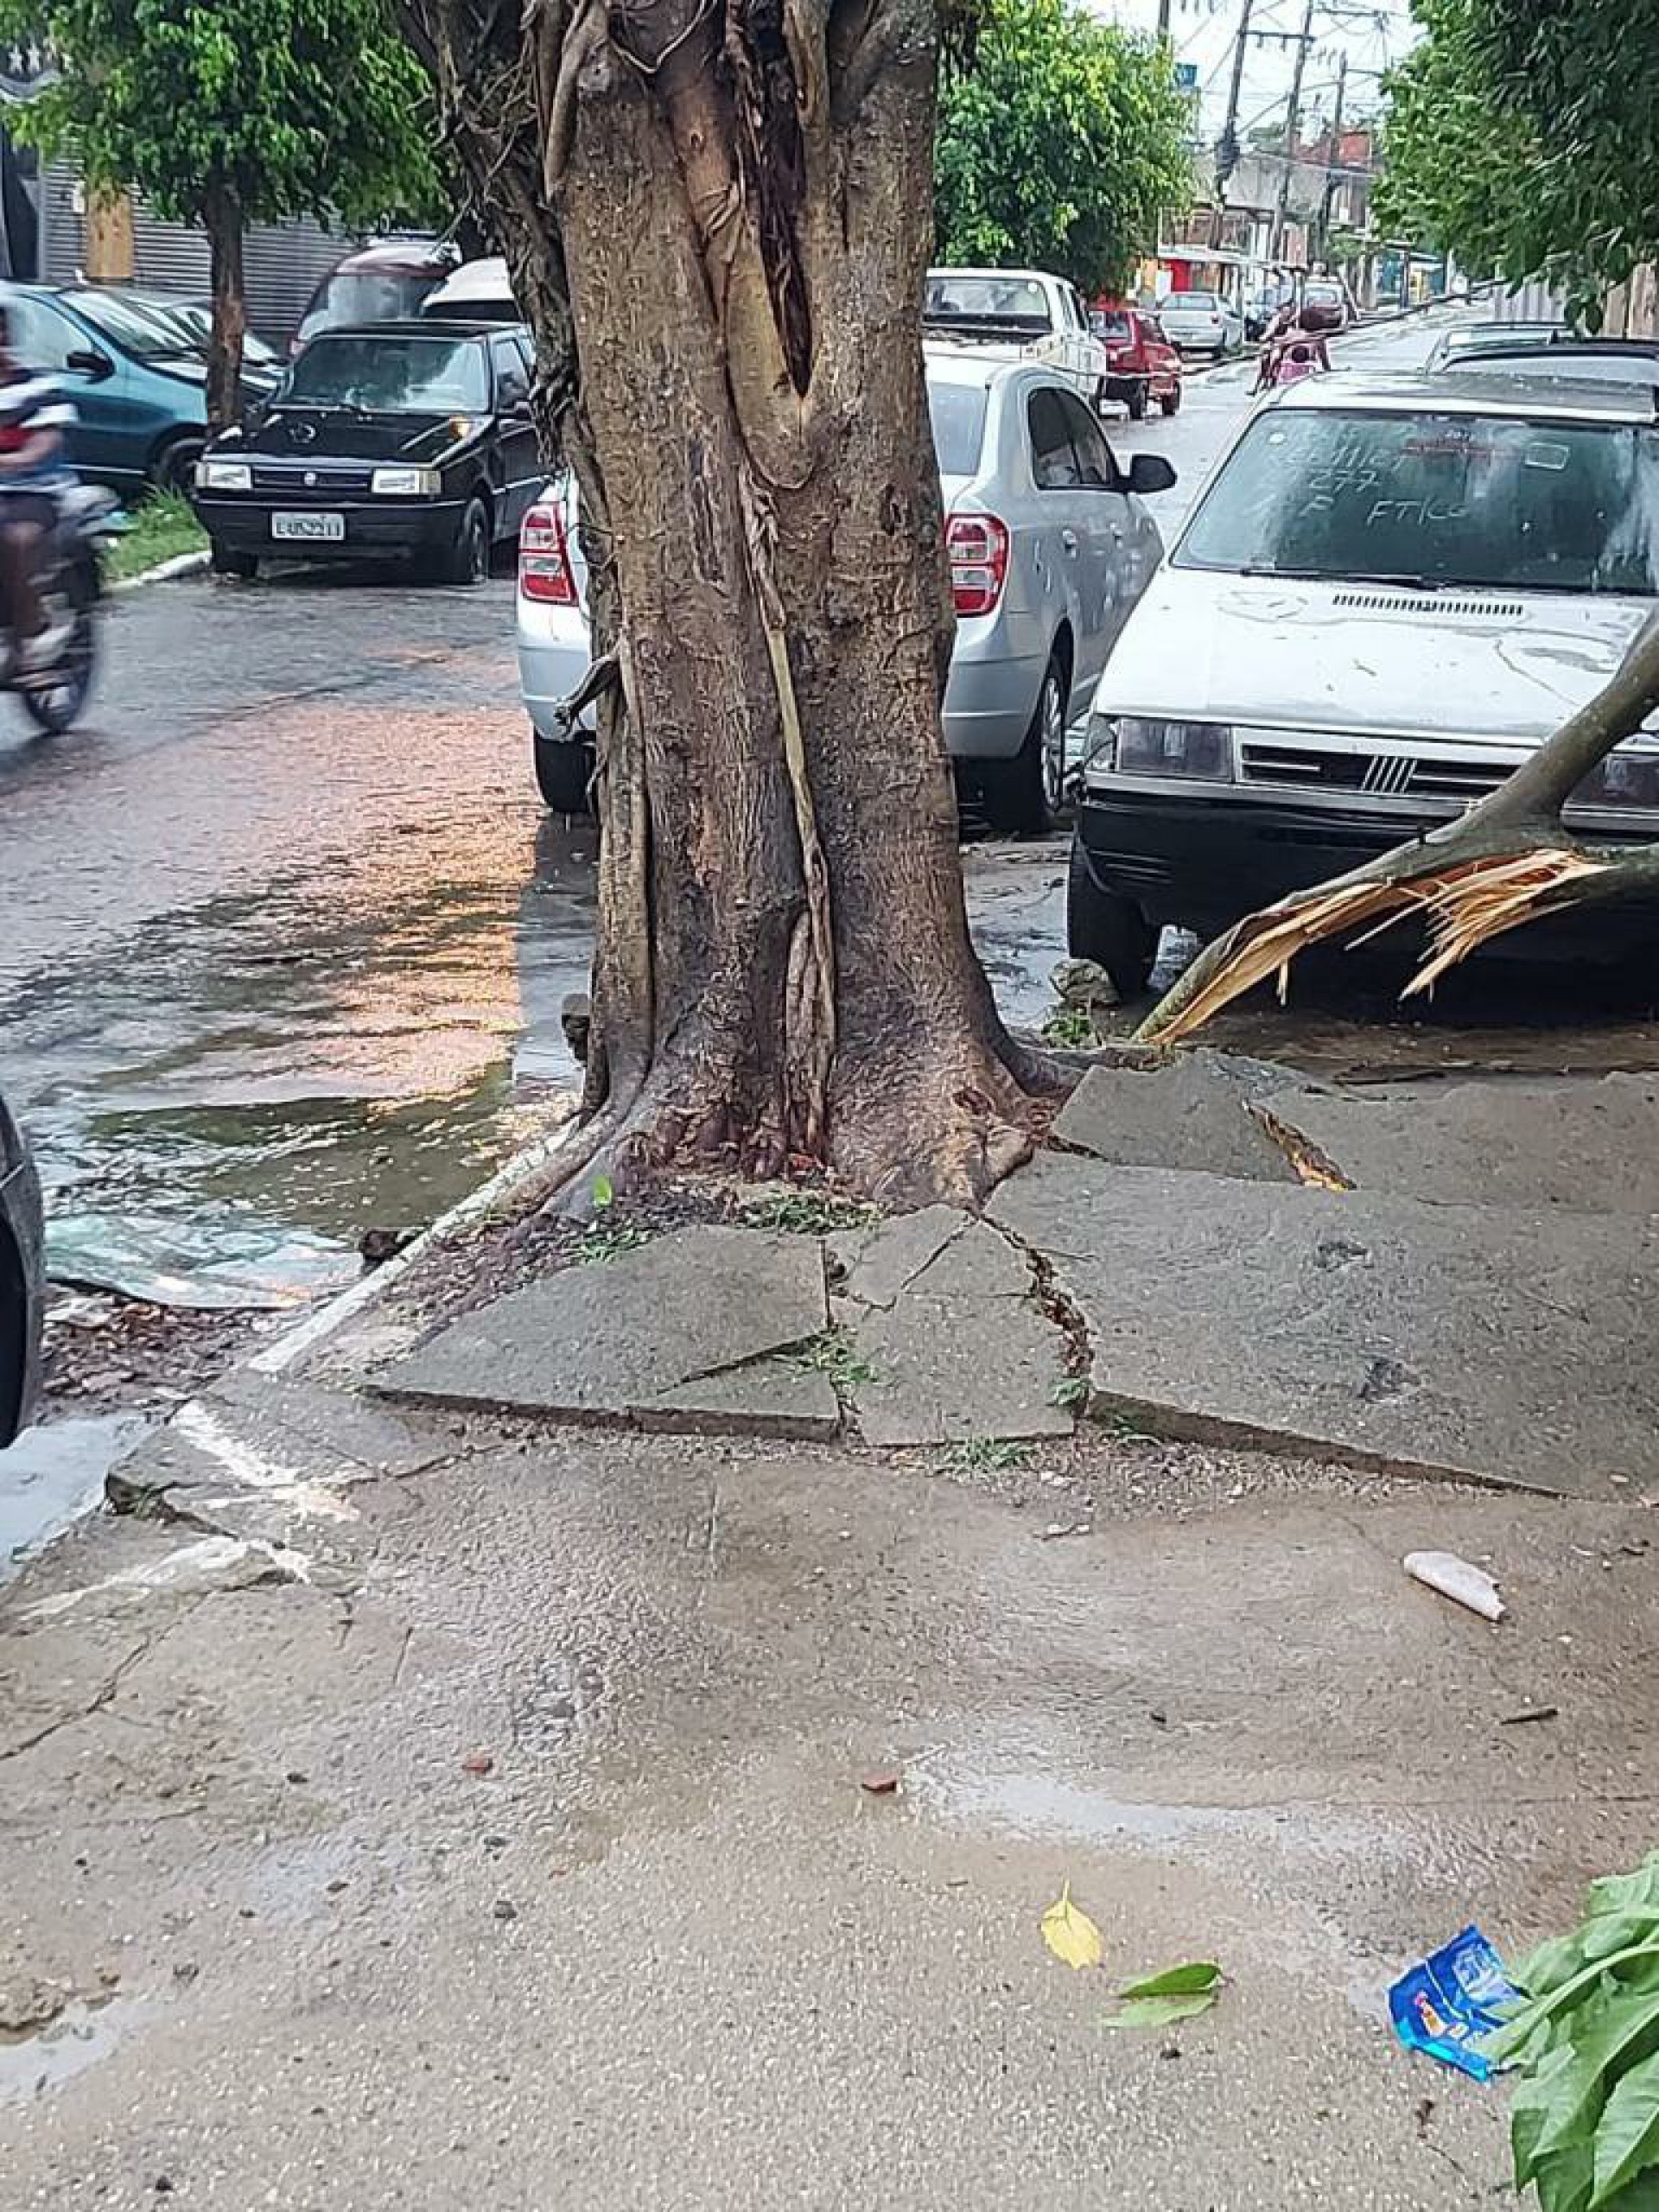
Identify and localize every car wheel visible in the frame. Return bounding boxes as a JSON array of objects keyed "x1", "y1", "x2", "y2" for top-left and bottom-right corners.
[
  {"x1": 154, "y1": 440, "x2": 204, "y2": 498},
  {"x1": 210, "y1": 542, "x2": 259, "y2": 580},
  {"x1": 1127, "y1": 381, "x2": 1147, "y2": 422},
  {"x1": 534, "y1": 730, "x2": 594, "y2": 813},
  {"x1": 1066, "y1": 836, "x2": 1157, "y2": 997},
  {"x1": 433, "y1": 496, "x2": 490, "y2": 587},
  {"x1": 1159, "y1": 389, "x2": 1181, "y2": 416},
  {"x1": 978, "y1": 652, "x2": 1066, "y2": 836}
]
